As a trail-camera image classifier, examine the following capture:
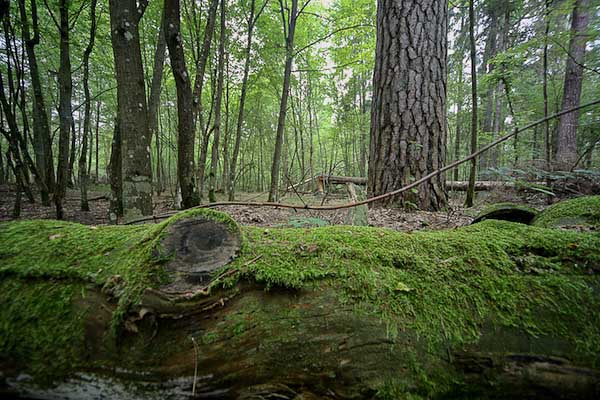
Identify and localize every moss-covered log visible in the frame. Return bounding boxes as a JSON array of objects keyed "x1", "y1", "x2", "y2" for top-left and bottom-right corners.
[{"x1": 1, "y1": 209, "x2": 600, "y2": 399}]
